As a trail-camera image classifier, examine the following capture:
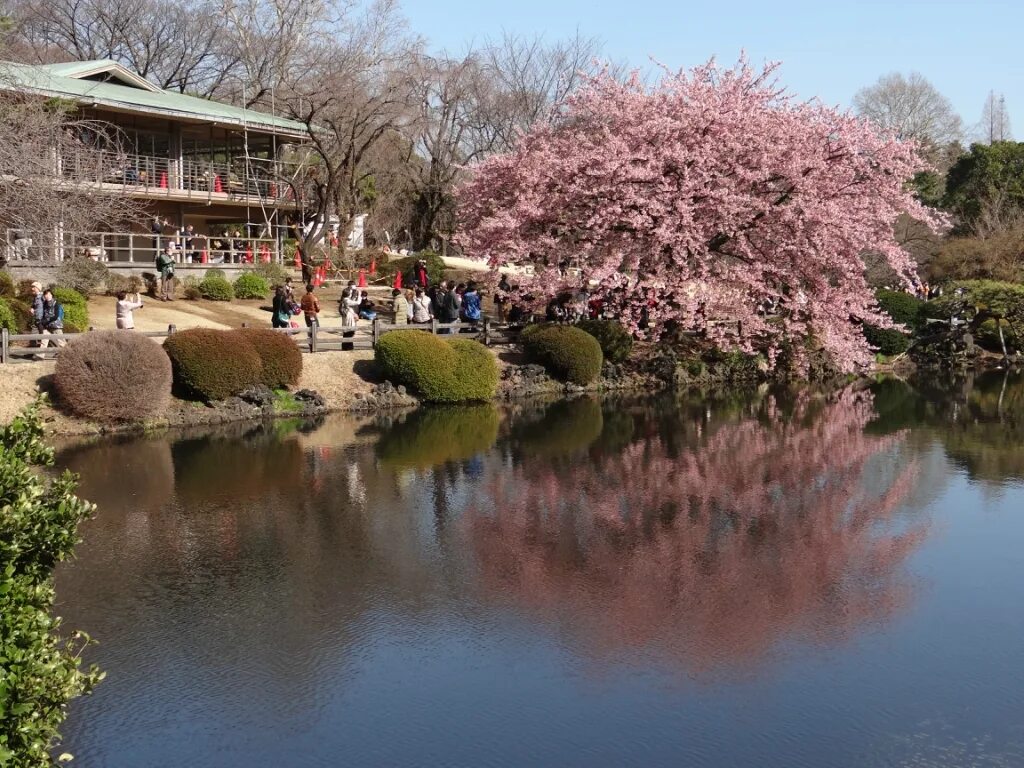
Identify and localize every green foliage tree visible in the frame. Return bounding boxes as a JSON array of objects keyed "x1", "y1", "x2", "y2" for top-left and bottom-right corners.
[
  {"x1": 0, "y1": 400, "x2": 102, "y2": 766},
  {"x1": 944, "y1": 142, "x2": 1024, "y2": 232},
  {"x1": 576, "y1": 319, "x2": 633, "y2": 363}
]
